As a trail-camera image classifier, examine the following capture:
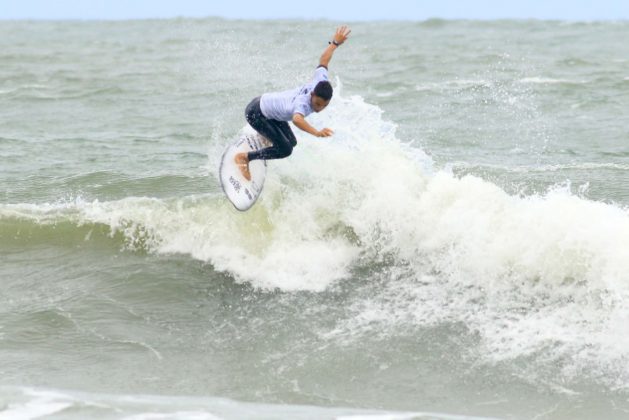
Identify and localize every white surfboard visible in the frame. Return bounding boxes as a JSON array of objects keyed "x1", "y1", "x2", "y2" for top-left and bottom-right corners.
[{"x1": 219, "y1": 132, "x2": 271, "y2": 211}]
